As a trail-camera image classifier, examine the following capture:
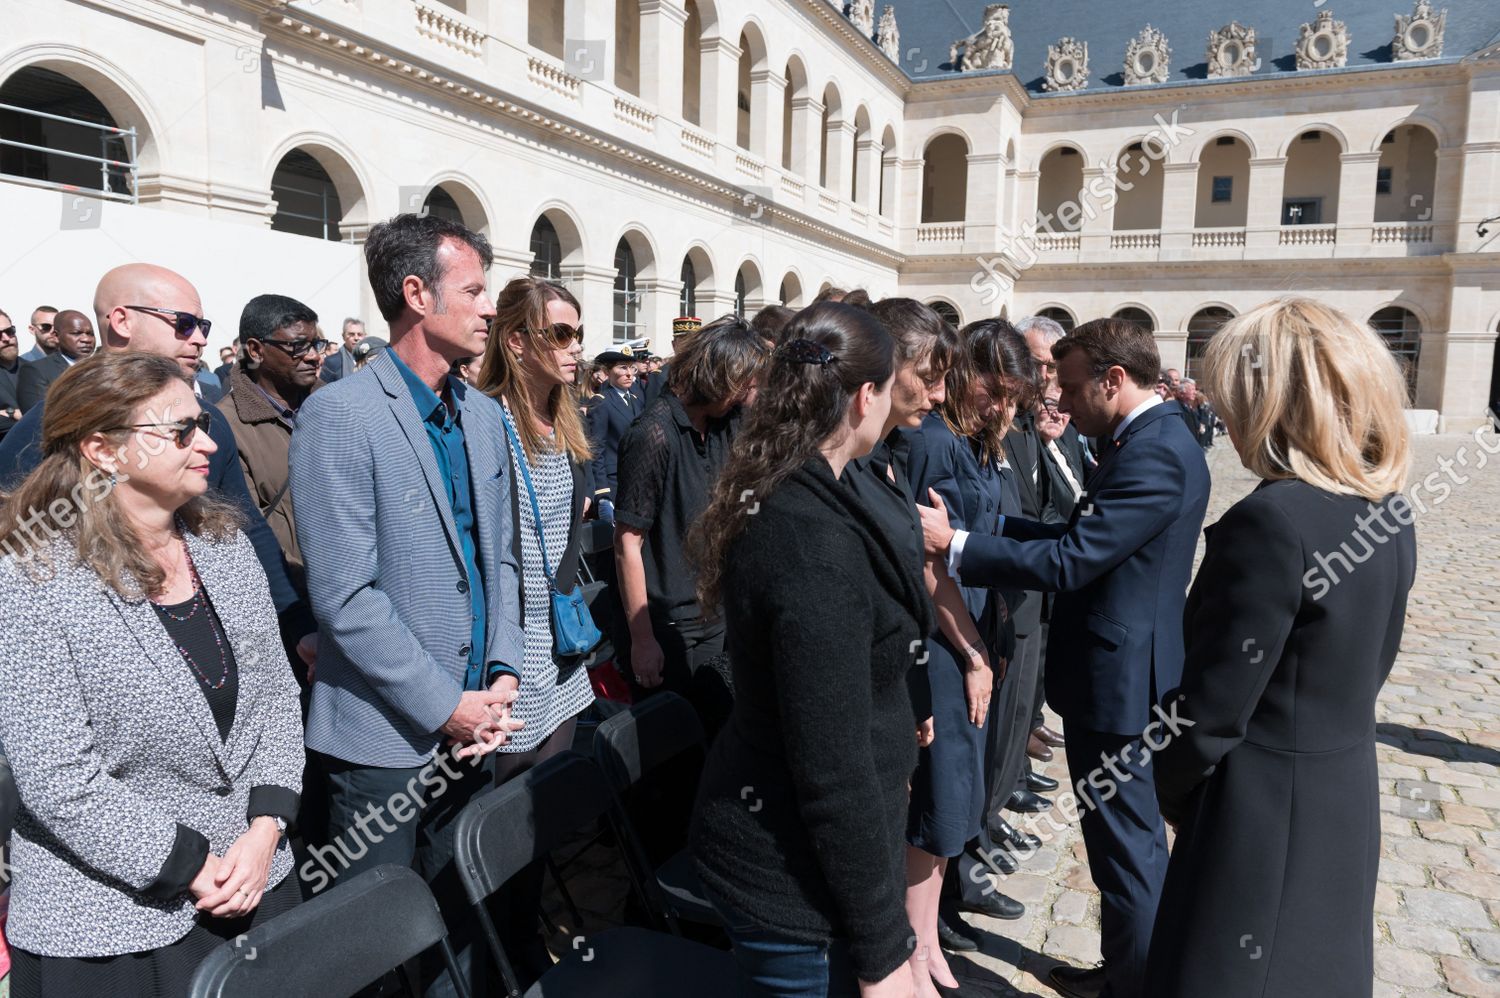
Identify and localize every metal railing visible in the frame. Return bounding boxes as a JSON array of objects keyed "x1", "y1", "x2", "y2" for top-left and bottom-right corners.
[{"x1": 0, "y1": 101, "x2": 138, "y2": 203}]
